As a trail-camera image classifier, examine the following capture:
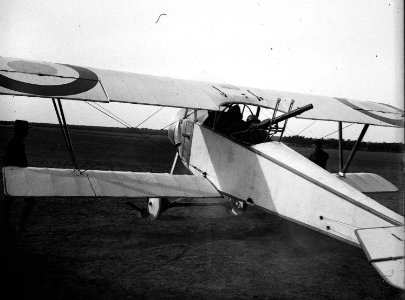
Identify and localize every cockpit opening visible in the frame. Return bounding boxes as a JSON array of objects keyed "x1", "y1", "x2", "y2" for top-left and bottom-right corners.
[
  {"x1": 202, "y1": 102, "x2": 313, "y2": 146},
  {"x1": 201, "y1": 102, "x2": 312, "y2": 146},
  {"x1": 203, "y1": 104, "x2": 274, "y2": 145}
]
